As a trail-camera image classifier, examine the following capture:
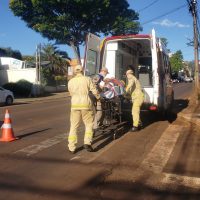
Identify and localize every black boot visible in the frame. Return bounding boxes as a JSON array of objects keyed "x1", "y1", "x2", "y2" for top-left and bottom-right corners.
[
  {"x1": 131, "y1": 126, "x2": 139, "y2": 132},
  {"x1": 69, "y1": 149, "x2": 76, "y2": 154},
  {"x1": 84, "y1": 144, "x2": 94, "y2": 152}
]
